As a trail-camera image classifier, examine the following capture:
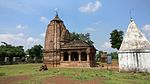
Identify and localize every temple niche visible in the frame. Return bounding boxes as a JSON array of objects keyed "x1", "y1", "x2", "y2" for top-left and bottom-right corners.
[{"x1": 43, "y1": 13, "x2": 96, "y2": 68}]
